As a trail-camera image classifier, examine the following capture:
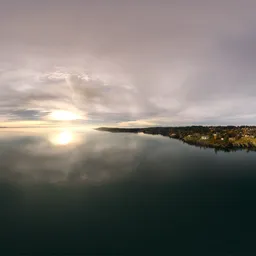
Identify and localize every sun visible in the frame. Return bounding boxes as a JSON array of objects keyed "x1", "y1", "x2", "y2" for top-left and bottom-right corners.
[{"x1": 49, "y1": 110, "x2": 82, "y2": 121}]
